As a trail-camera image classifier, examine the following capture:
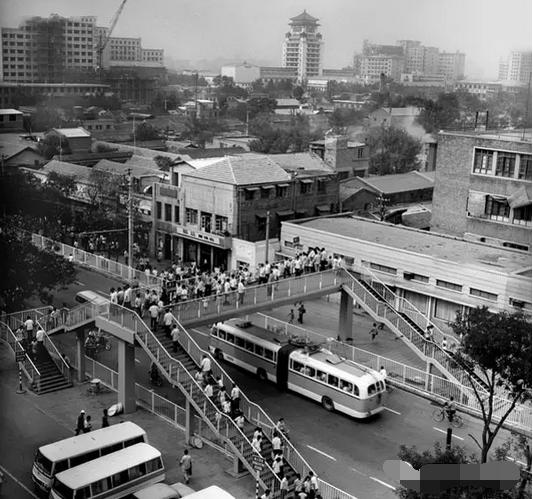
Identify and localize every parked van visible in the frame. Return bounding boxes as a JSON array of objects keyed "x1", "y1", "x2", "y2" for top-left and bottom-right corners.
[
  {"x1": 75, "y1": 290, "x2": 108, "y2": 313},
  {"x1": 131, "y1": 482, "x2": 196, "y2": 499}
]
